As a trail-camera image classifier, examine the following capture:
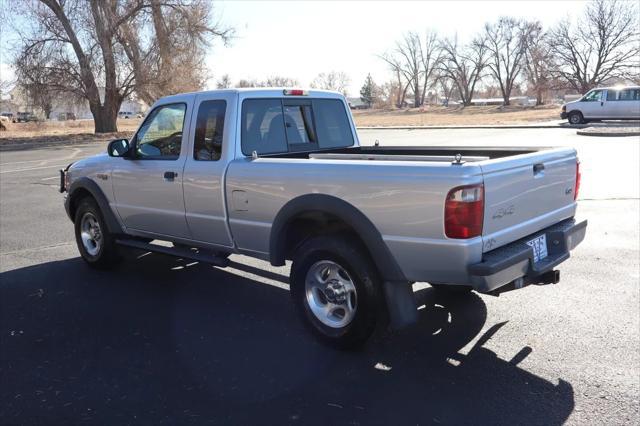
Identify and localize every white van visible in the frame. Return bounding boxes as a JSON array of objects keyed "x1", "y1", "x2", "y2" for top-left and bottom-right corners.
[{"x1": 561, "y1": 86, "x2": 640, "y2": 124}]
